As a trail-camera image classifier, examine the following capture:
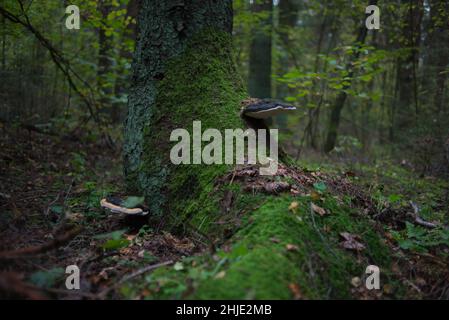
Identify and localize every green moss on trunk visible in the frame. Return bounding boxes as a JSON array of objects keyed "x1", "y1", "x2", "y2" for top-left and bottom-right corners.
[{"x1": 128, "y1": 29, "x2": 246, "y2": 222}]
